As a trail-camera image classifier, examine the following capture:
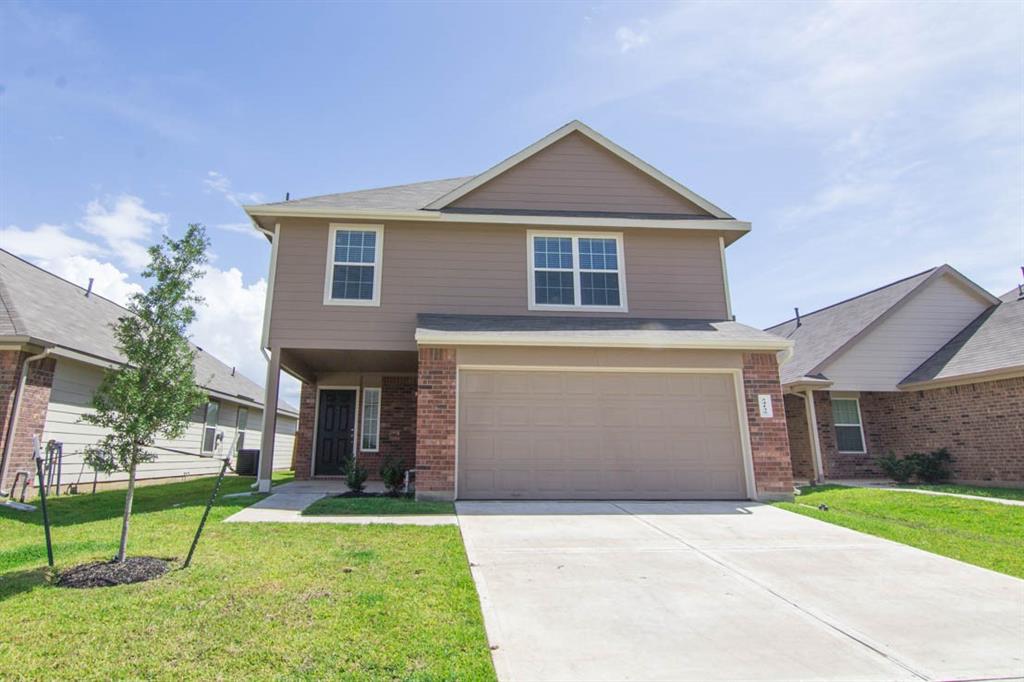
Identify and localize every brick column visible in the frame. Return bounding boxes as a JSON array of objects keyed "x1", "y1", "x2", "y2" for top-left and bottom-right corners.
[
  {"x1": 290, "y1": 381, "x2": 316, "y2": 480},
  {"x1": 0, "y1": 351, "x2": 56, "y2": 495},
  {"x1": 415, "y1": 347, "x2": 456, "y2": 501},
  {"x1": 783, "y1": 393, "x2": 815, "y2": 482},
  {"x1": 742, "y1": 353, "x2": 794, "y2": 500}
]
